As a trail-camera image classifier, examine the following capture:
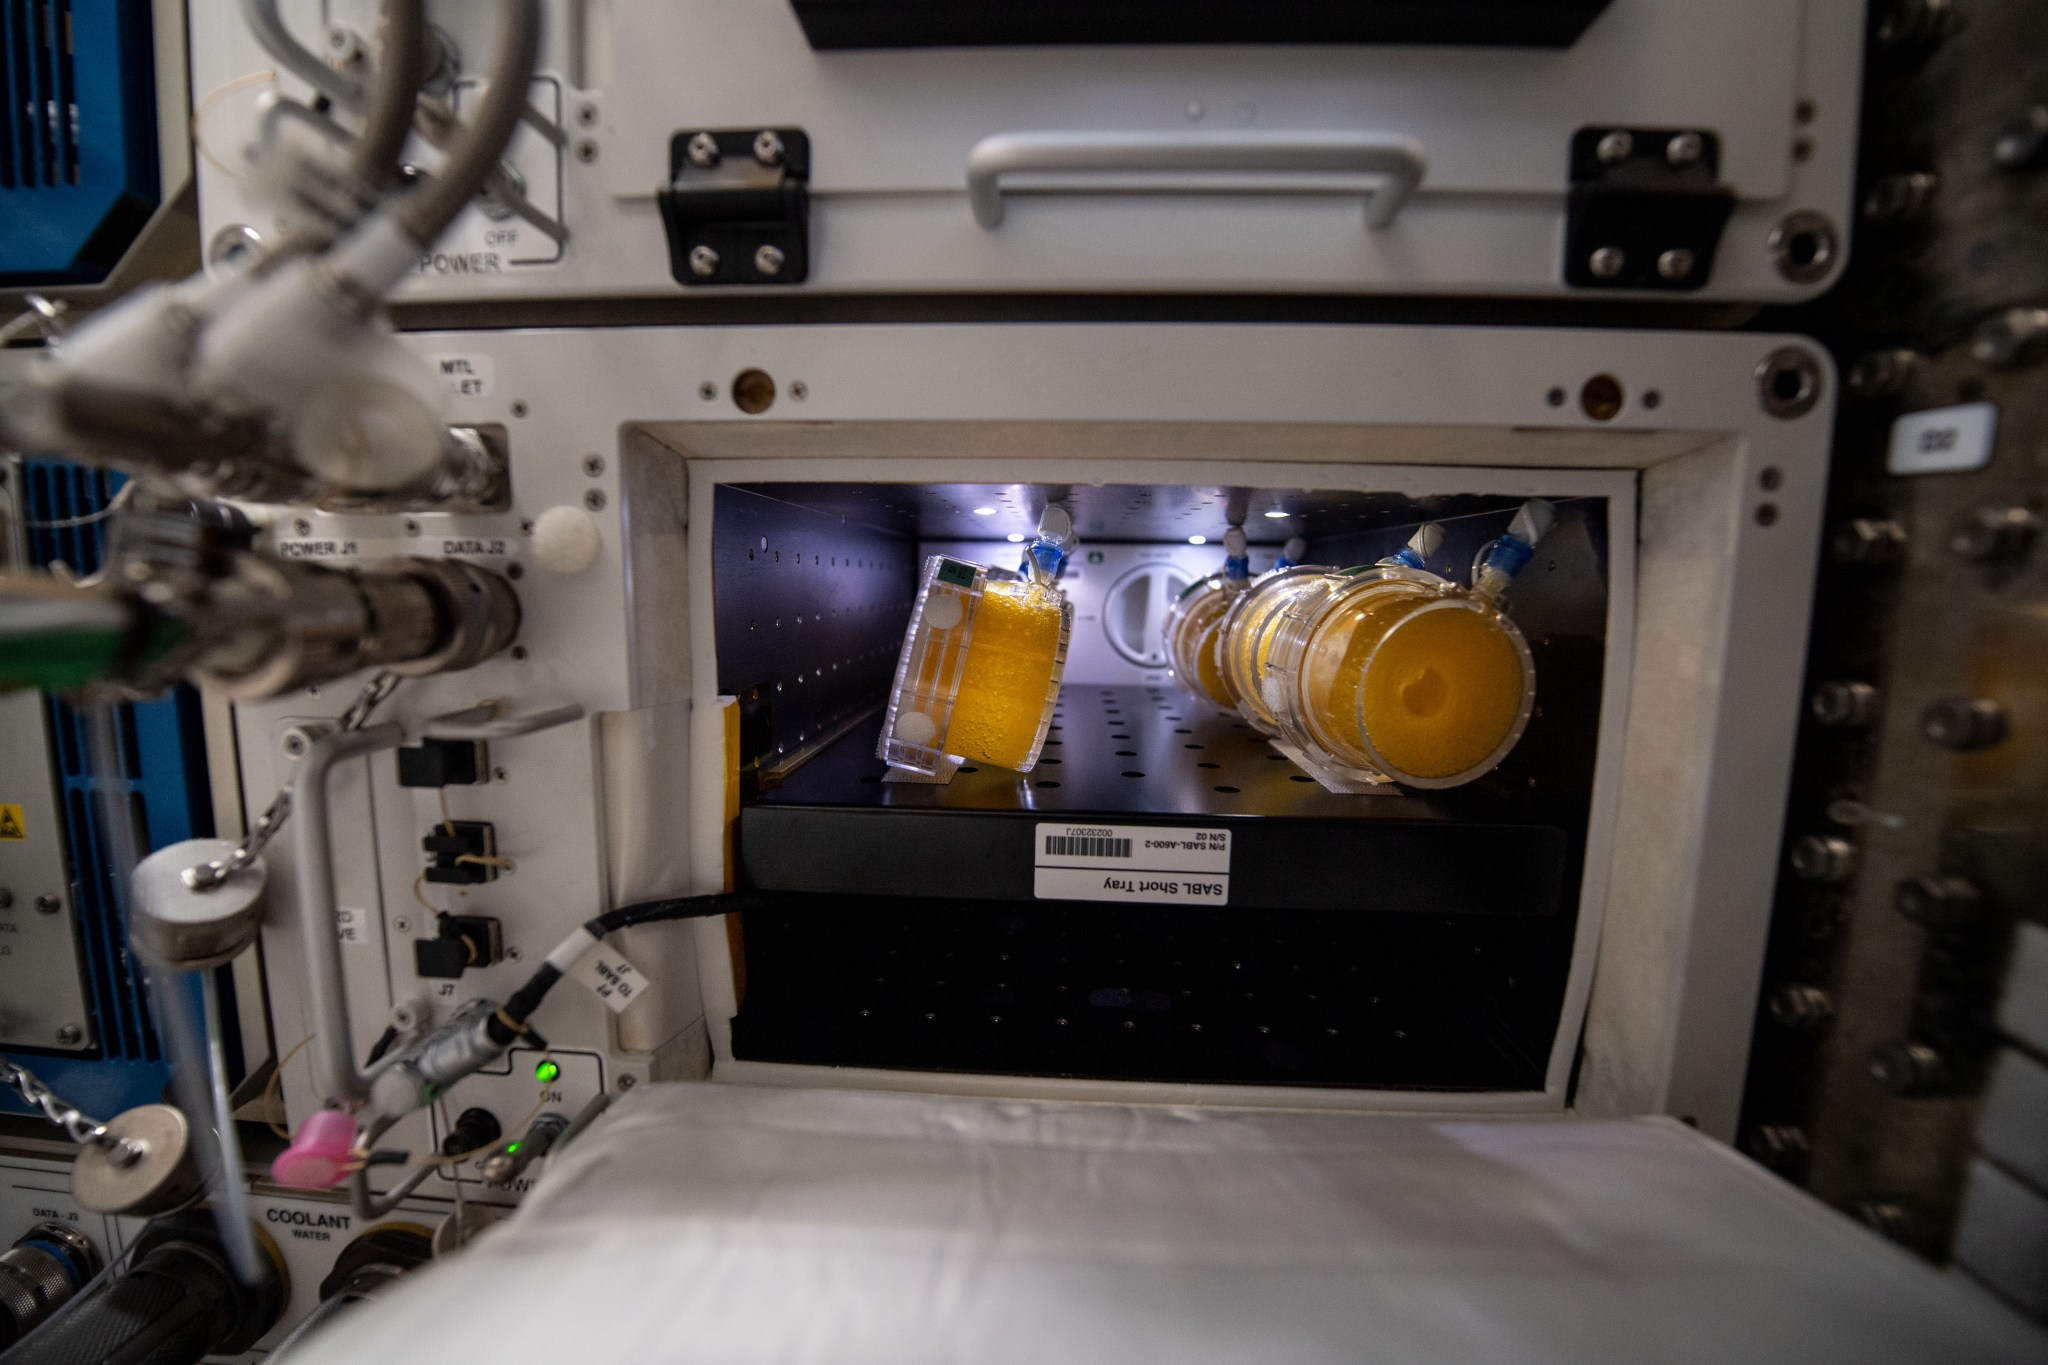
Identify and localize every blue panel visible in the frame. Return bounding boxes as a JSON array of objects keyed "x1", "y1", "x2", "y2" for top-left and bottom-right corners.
[
  {"x1": 1, "y1": 461, "x2": 227, "y2": 1122},
  {"x1": 0, "y1": 1, "x2": 160, "y2": 285}
]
